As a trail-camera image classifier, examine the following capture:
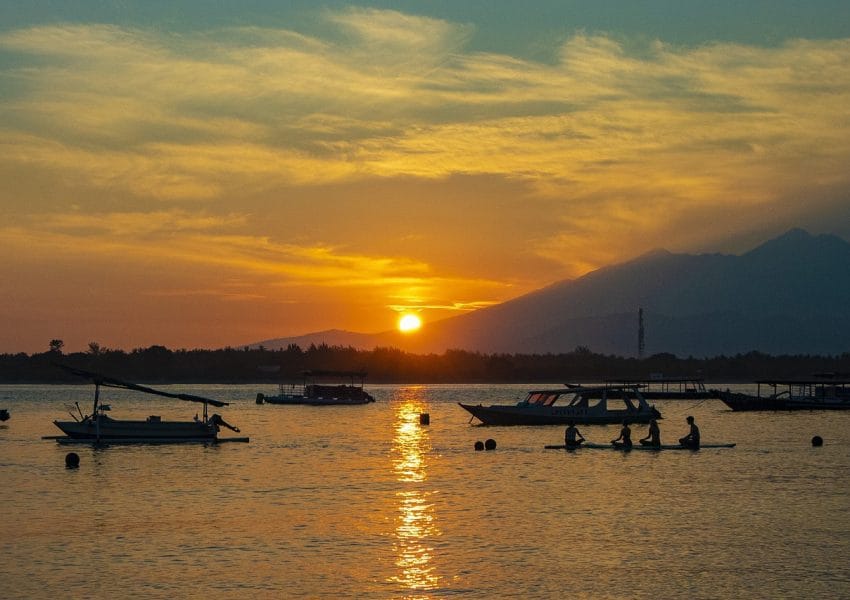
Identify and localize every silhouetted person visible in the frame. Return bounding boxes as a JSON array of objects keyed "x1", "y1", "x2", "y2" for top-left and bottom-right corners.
[
  {"x1": 611, "y1": 420, "x2": 632, "y2": 449},
  {"x1": 565, "y1": 421, "x2": 585, "y2": 448},
  {"x1": 679, "y1": 415, "x2": 700, "y2": 449},
  {"x1": 640, "y1": 418, "x2": 661, "y2": 447}
]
